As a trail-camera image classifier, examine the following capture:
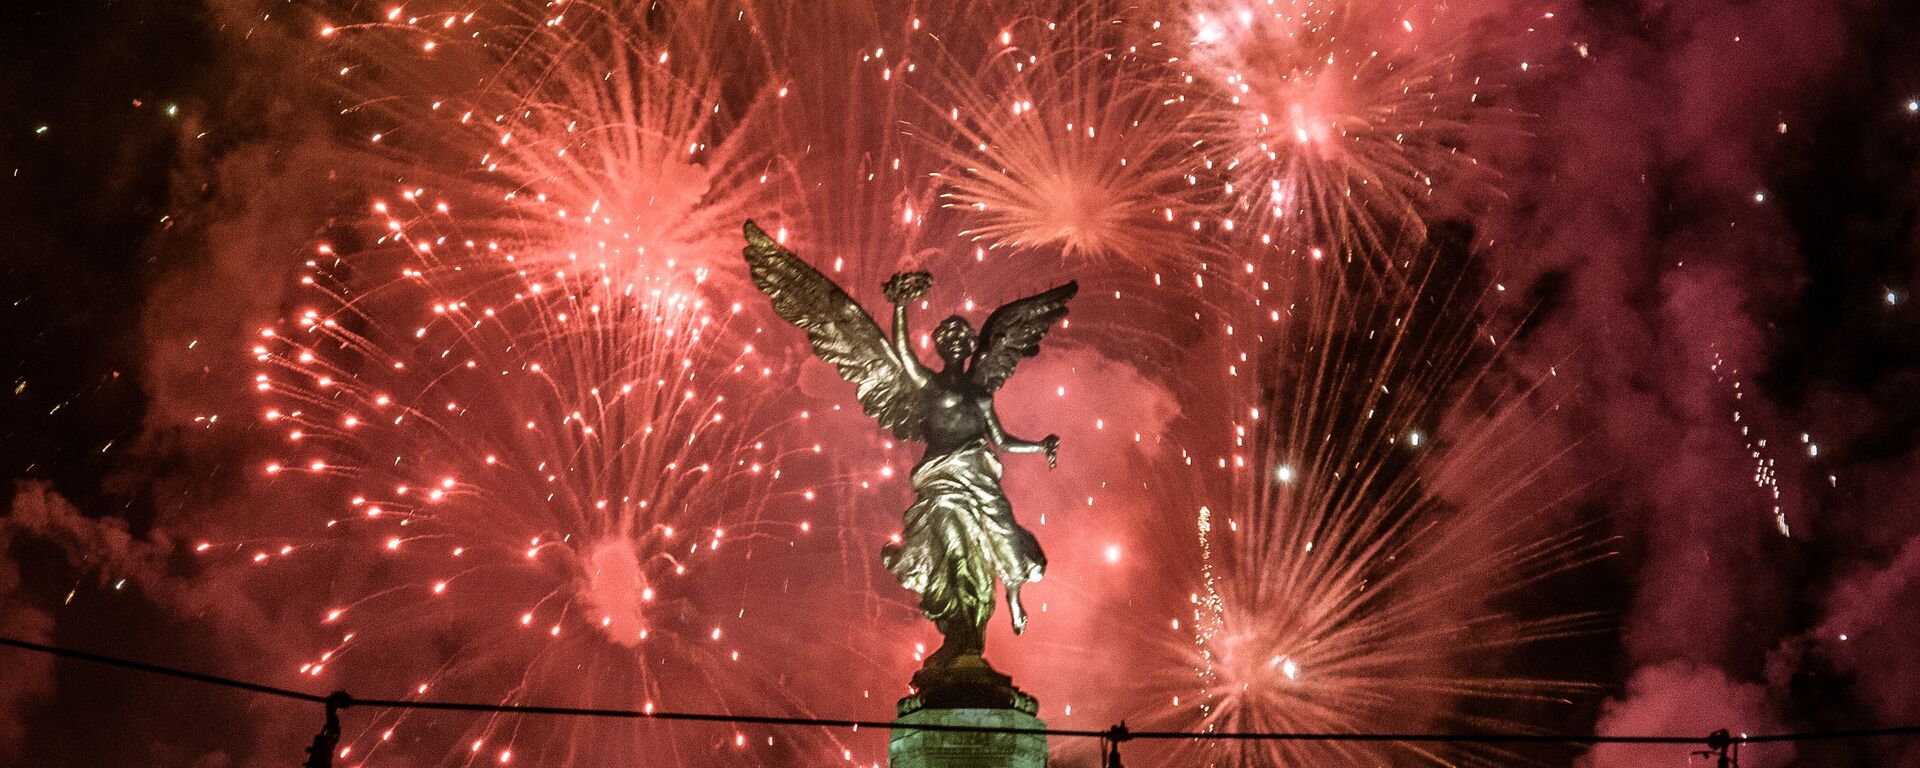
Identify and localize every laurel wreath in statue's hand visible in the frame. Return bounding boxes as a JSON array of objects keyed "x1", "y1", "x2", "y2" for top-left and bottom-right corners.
[{"x1": 883, "y1": 271, "x2": 933, "y2": 304}]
